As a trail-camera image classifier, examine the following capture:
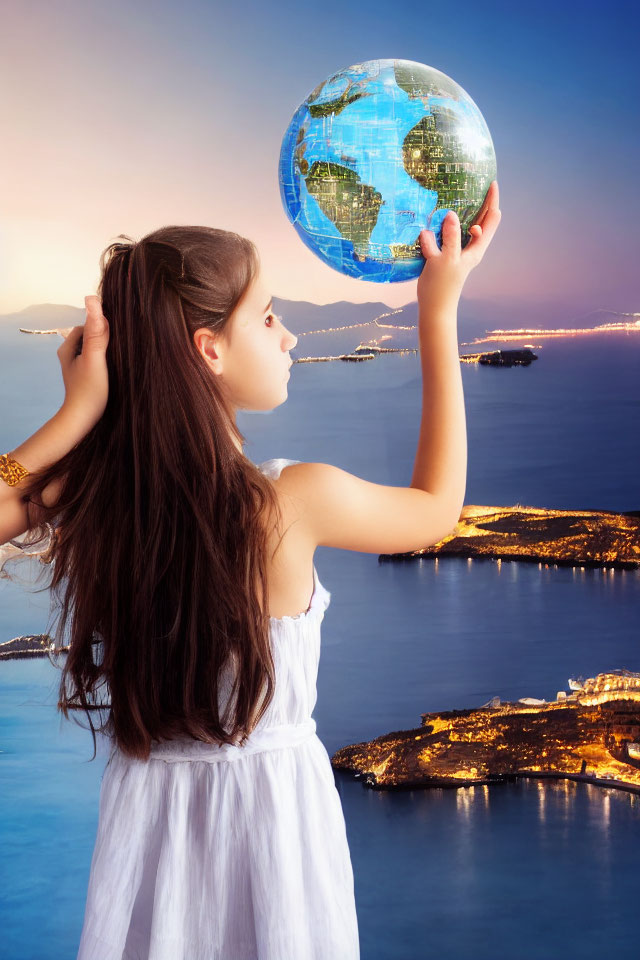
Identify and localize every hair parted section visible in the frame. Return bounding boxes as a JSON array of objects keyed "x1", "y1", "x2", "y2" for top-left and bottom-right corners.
[{"x1": 19, "y1": 225, "x2": 287, "y2": 761}]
